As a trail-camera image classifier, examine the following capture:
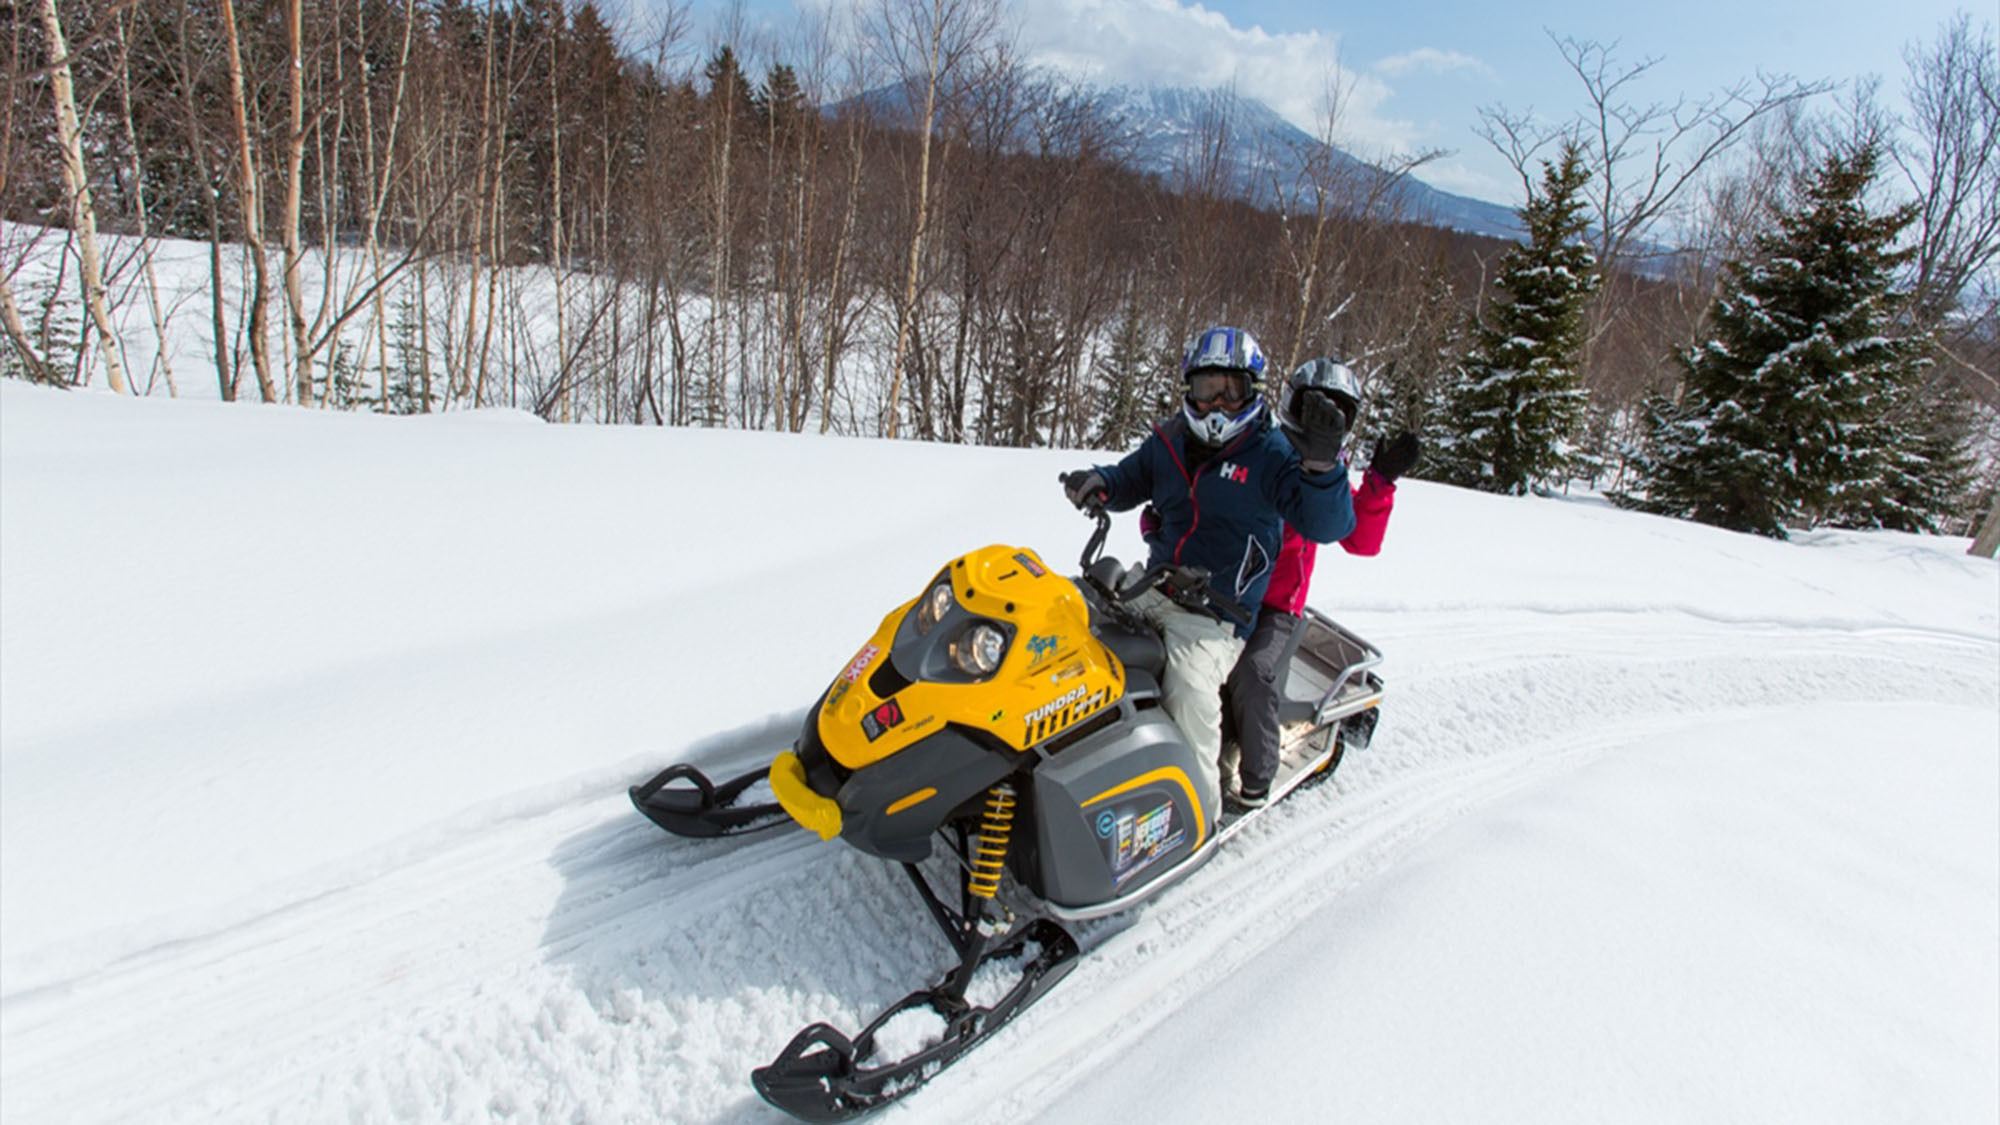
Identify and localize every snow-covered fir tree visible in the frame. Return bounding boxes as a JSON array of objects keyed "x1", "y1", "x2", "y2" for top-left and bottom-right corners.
[
  {"x1": 1092, "y1": 287, "x2": 1160, "y2": 449},
  {"x1": 1428, "y1": 142, "x2": 1597, "y2": 494},
  {"x1": 1825, "y1": 372, "x2": 1979, "y2": 532},
  {"x1": 1619, "y1": 143, "x2": 1943, "y2": 538}
]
